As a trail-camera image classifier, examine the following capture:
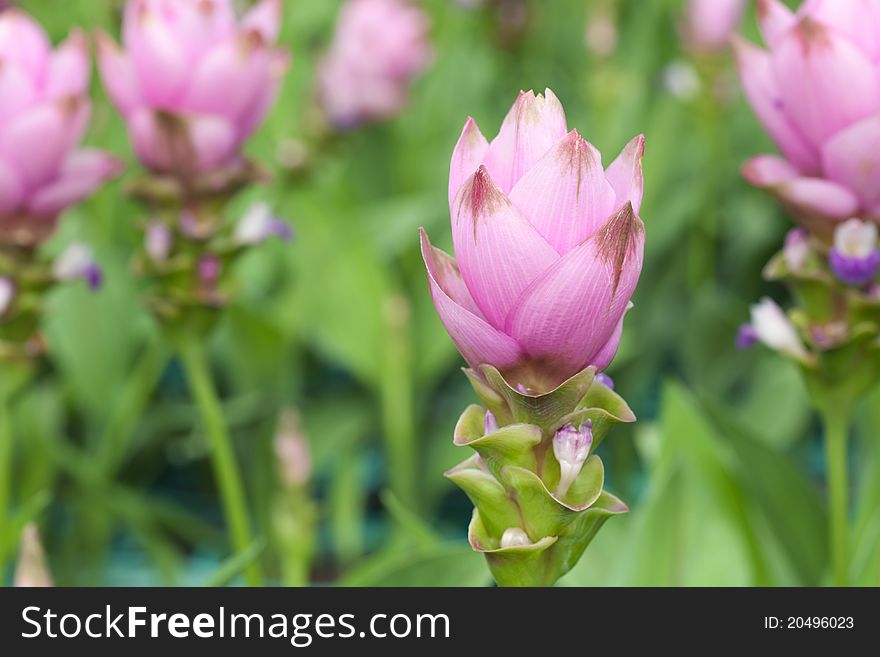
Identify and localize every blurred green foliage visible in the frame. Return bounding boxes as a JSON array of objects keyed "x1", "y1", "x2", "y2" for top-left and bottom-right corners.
[{"x1": 4, "y1": 0, "x2": 877, "y2": 586}]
